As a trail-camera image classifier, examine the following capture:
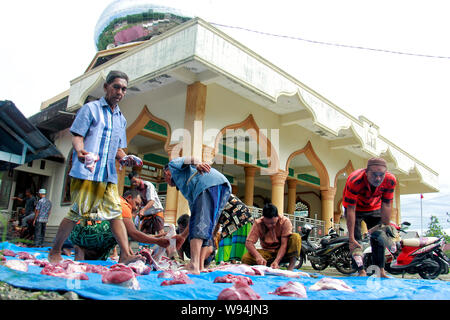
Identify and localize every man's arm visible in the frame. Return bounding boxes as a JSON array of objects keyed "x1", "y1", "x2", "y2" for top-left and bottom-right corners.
[
  {"x1": 72, "y1": 135, "x2": 88, "y2": 163},
  {"x1": 123, "y1": 218, "x2": 169, "y2": 248},
  {"x1": 271, "y1": 236, "x2": 289, "y2": 269},
  {"x1": 182, "y1": 157, "x2": 211, "y2": 174},
  {"x1": 245, "y1": 240, "x2": 267, "y2": 266},
  {"x1": 345, "y1": 206, "x2": 361, "y2": 251},
  {"x1": 380, "y1": 200, "x2": 392, "y2": 225},
  {"x1": 115, "y1": 148, "x2": 127, "y2": 161}
]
